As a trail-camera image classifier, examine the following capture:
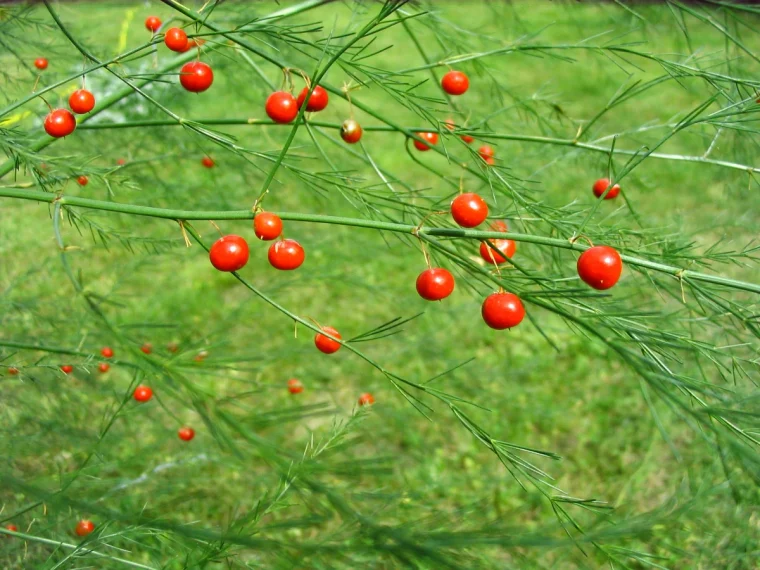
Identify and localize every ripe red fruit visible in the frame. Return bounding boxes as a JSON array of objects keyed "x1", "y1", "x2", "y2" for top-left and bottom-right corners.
[
  {"x1": 5, "y1": 524, "x2": 18, "y2": 532},
  {"x1": 209, "y1": 235, "x2": 249, "y2": 272},
  {"x1": 478, "y1": 145, "x2": 494, "y2": 160},
  {"x1": 34, "y1": 58, "x2": 48, "y2": 70},
  {"x1": 98, "y1": 362, "x2": 110, "y2": 373},
  {"x1": 268, "y1": 239, "x2": 305, "y2": 270},
  {"x1": 164, "y1": 27, "x2": 188, "y2": 52},
  {"x1": 44, "y1": 109, "x2": 76, "y2": 138},
  {"x1": 69, "y1": 89, "x2": 95, "y2": 114},
  {"x1": 133, "y1": 385, "x2": 153, "y2": 402},
  {"x1": 253, "y1": 212, "x2": 283, "y2": 241},
  {"x1": 101, "y1": 347, "x2": 113, "y2": 358},
  {"x1": 479, "y1": 239, "x2": 516, "y2": 264},
  {"x1": 296, "y1": 86, "x2": 329, "y2": 112},
  {"x1": 577, "y1": 245, "x2": 623, "y2": 290},
  {"x1": 441, "y1": 70, "x2": 469, "y2": 95},
  {"x1": 491, "y1": 220, "x2": 508, "y2": 232},
  {"x1": 75, "y1": 520, "x2": 94, "y2": 537},
  {"x1": 77, "y1": 175, "x2": 88, "y2": 186},
  {"x1": 60, "y1": 365, "x2": 73, "y2": 374},
  {"x1": 116, "y1": 158, "x2": 126, "y2": 166},
  {"x1": 484, "y1": 156, "x2": 495, "y2": 166},
  {"x1": 265, "y1": 91, "x2": 298, "y2": 124},
  {"x1": 179, "y1": 61, "x2": 213, "y2": 93},
  {"x1": 8, "y1": 367, "x2": 19, "y2": 376},
  {"x1": 315, "y1": 326, "x2": 341, "y2": 354},
  {"x1": 415, "y1": 268, "x2": 455, "y2": 301},
  {"x1": 140, "y1": 343, "x2": 152, "y2": 355},
  {"x1": 287, "y1": 378, "x2": 303, "y2": 394},
  {"x1": 592, "y1": 178, "x2": 620, "y2": 200},
  {"x1": 358, "y1": 393, "x2": 375, "y2": 406},
  {"x1": 145, "y1": 16, "x2": 161, "y2": 32},
  {"x1": 451, "y1": 192, "x2": 488, "y2": 228},
  {"x1": 340, "y1": 119, "x2": 362, "y2": 144},
  {"x1": 178, "y1": 427, "x2": 195, "y2": 441},
  {"x1": 201, "y1": 156, "x2": 214, "y2": 168},
  {"x1": 462, "y1": 134, "x2": 474, "y2": 144},
  {"x1": 413, "y1": 132, "x2": 438, "y2": 151},
  {"x1": 482, "y1": 292, "x2": 525, "y2": 330}
]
